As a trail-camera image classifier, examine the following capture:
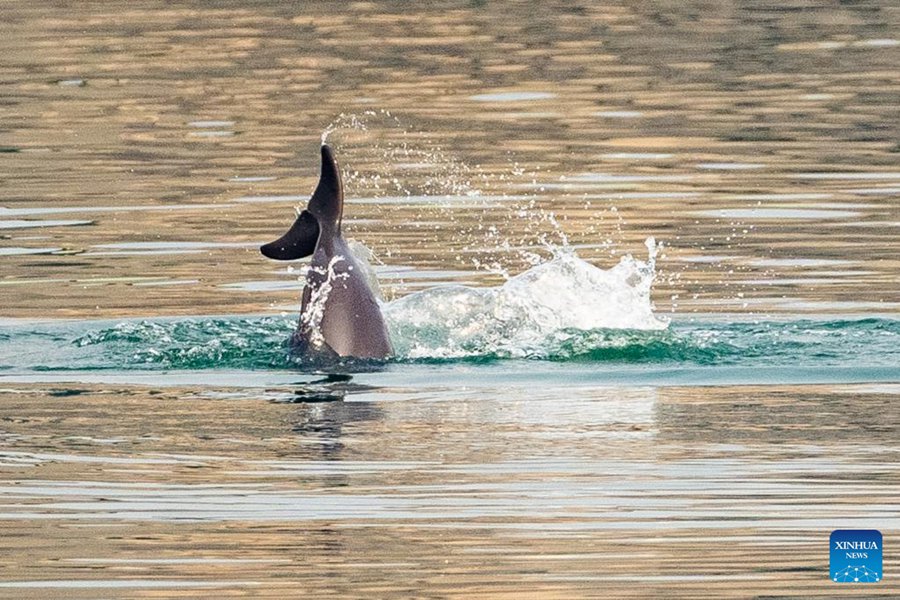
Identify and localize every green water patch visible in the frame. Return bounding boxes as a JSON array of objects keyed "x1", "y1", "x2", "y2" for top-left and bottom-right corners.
[
  {"x1": 0, "y1": 316, "x2": 898, "y2": 378},
  {"x1": 69, "y1": 317, "x2": 296, "y2": 370}
]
